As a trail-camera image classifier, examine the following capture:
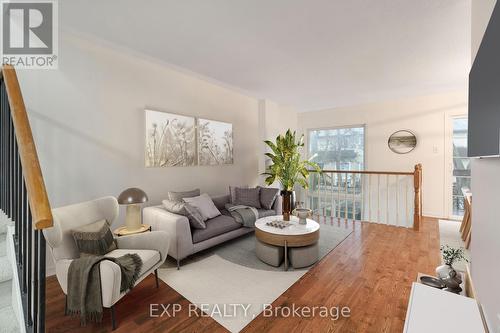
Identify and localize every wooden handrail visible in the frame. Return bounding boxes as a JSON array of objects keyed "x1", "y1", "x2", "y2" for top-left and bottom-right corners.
[
  {"x1": 310, "y1": 169, "x2": 414, "y2": 176},
  {"x1": 1, "y1": 65, "x2": 53, "y2": 230}
]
